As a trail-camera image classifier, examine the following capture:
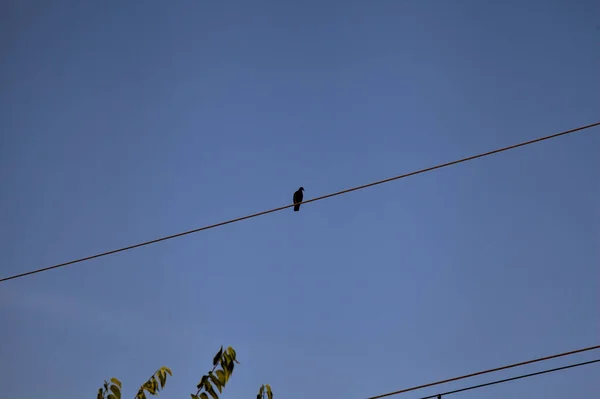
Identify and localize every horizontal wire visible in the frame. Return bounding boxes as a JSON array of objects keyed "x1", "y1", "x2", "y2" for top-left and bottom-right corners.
[
  {"x1": 420, "y1": 359, "x2": 600, "y2": 399},
  {"x1": 1, "y1": 121, "x2": 599, "y2": 284},
  {"x1": 367, "y1": 344, "x2": 600, "y2": 399}
]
